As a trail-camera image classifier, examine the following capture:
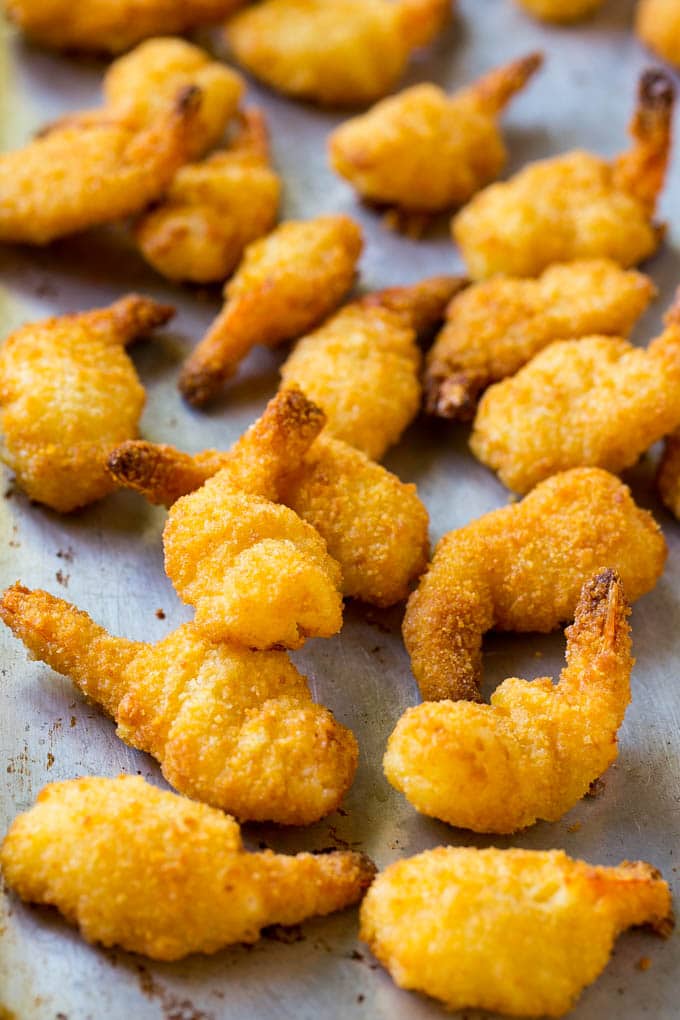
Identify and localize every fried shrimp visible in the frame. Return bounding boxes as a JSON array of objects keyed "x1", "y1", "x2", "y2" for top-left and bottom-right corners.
[
  {"x1": 360, "y1": 846, "x2": 673, "y2": 1017},
  {"x1": 3, "y1": 0, "x2": 248, "y2": 54},
  {"x1": 658, "y1": 430, "x2": 680, "y2": 518},
  {"x1": 637, "y1": 0, "x2": 680, "y2": 69},
  {"x1": 103, "y1": 37, "x2": 244, "y2": 159},
  {"x1": 2, "y1": 777, "x2": 374, "y2": 960},
  {"x1": 135, "y1": 109, "x2": 280, "y2": 283},
  {"x1": 425, "y1": 261, "x2": 655, "y2": 420},
  {"x1": 108, "y1": 413, "x2": 429, "y2": 608},
  {"x1": 516, "y1": 0, "x2": 604, "y2": 21},
  {"x1": 0, "y1": 588, "x2": 358, "y2": 824},
  {"x1": 0, "y1": 85, "x2": 203, "y2": 245},
  {"x1": 471, "y1": 294, "x2": 680, "y2": 494},
  {"x1": 179, "y1": 215, "x2": 363, "y2": 406},
  {"x1": 328, "y1": 53, "x2": 542, "y2": 214},
  {"x1": 0, "y1": 296, "x2": 173, "y2": 513},
  {"x1": 225, "y1": 0, "x2": 450, "y2": 108},
  {"x1": 453, "y1": 70, "x2": 675, "y2": 280},
  {"x1": 281, "y1": 276, "x2": 465, "y2": 460},
  {"x1": 388, "y1": 571, "x2": 633, "y2": 832},
  {"x1": 403, "y1": 468, "x2": 665, "y2": 703},
  {"x1": 162, "y1": 388, "x2": 344, "y2": 649}
]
